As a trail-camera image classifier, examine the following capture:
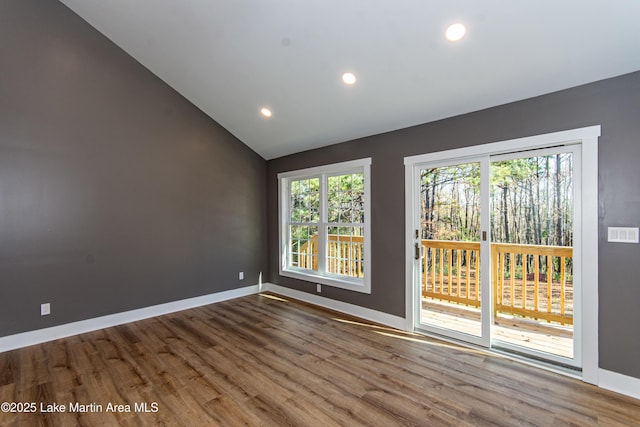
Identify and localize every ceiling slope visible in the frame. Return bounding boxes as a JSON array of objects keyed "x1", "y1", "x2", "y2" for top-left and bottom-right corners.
[{"x1": 60, "y1": 0, "x2": 640, "y2": 159}]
